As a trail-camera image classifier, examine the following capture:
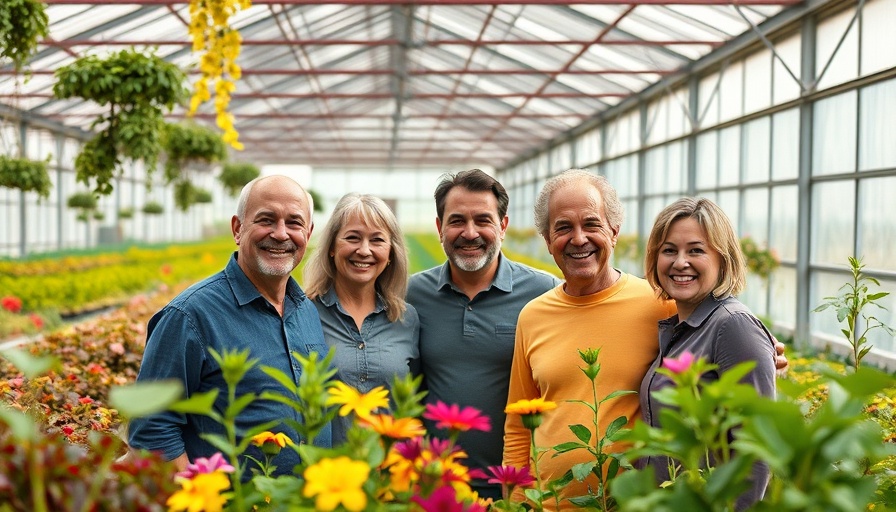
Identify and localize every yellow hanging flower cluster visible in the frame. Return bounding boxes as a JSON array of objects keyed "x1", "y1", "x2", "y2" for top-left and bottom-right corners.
[{"x1": 187, "y1": 0, "x2": 249, "y2": 150}]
